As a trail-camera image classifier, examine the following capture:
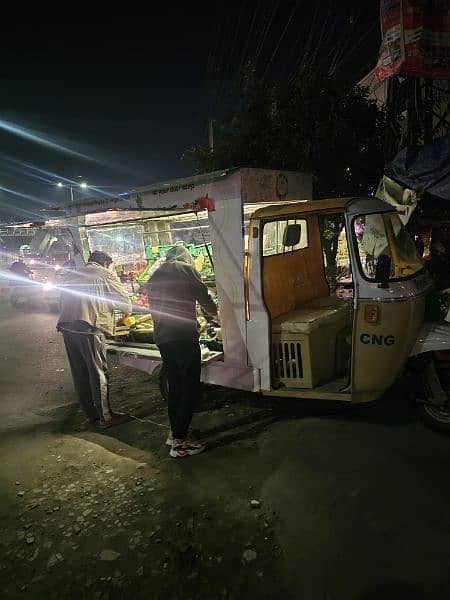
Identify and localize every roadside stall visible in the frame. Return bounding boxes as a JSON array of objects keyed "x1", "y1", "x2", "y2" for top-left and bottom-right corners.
[{"x1": 64, "y1": 168, "x2": 312, "y2": 392}]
